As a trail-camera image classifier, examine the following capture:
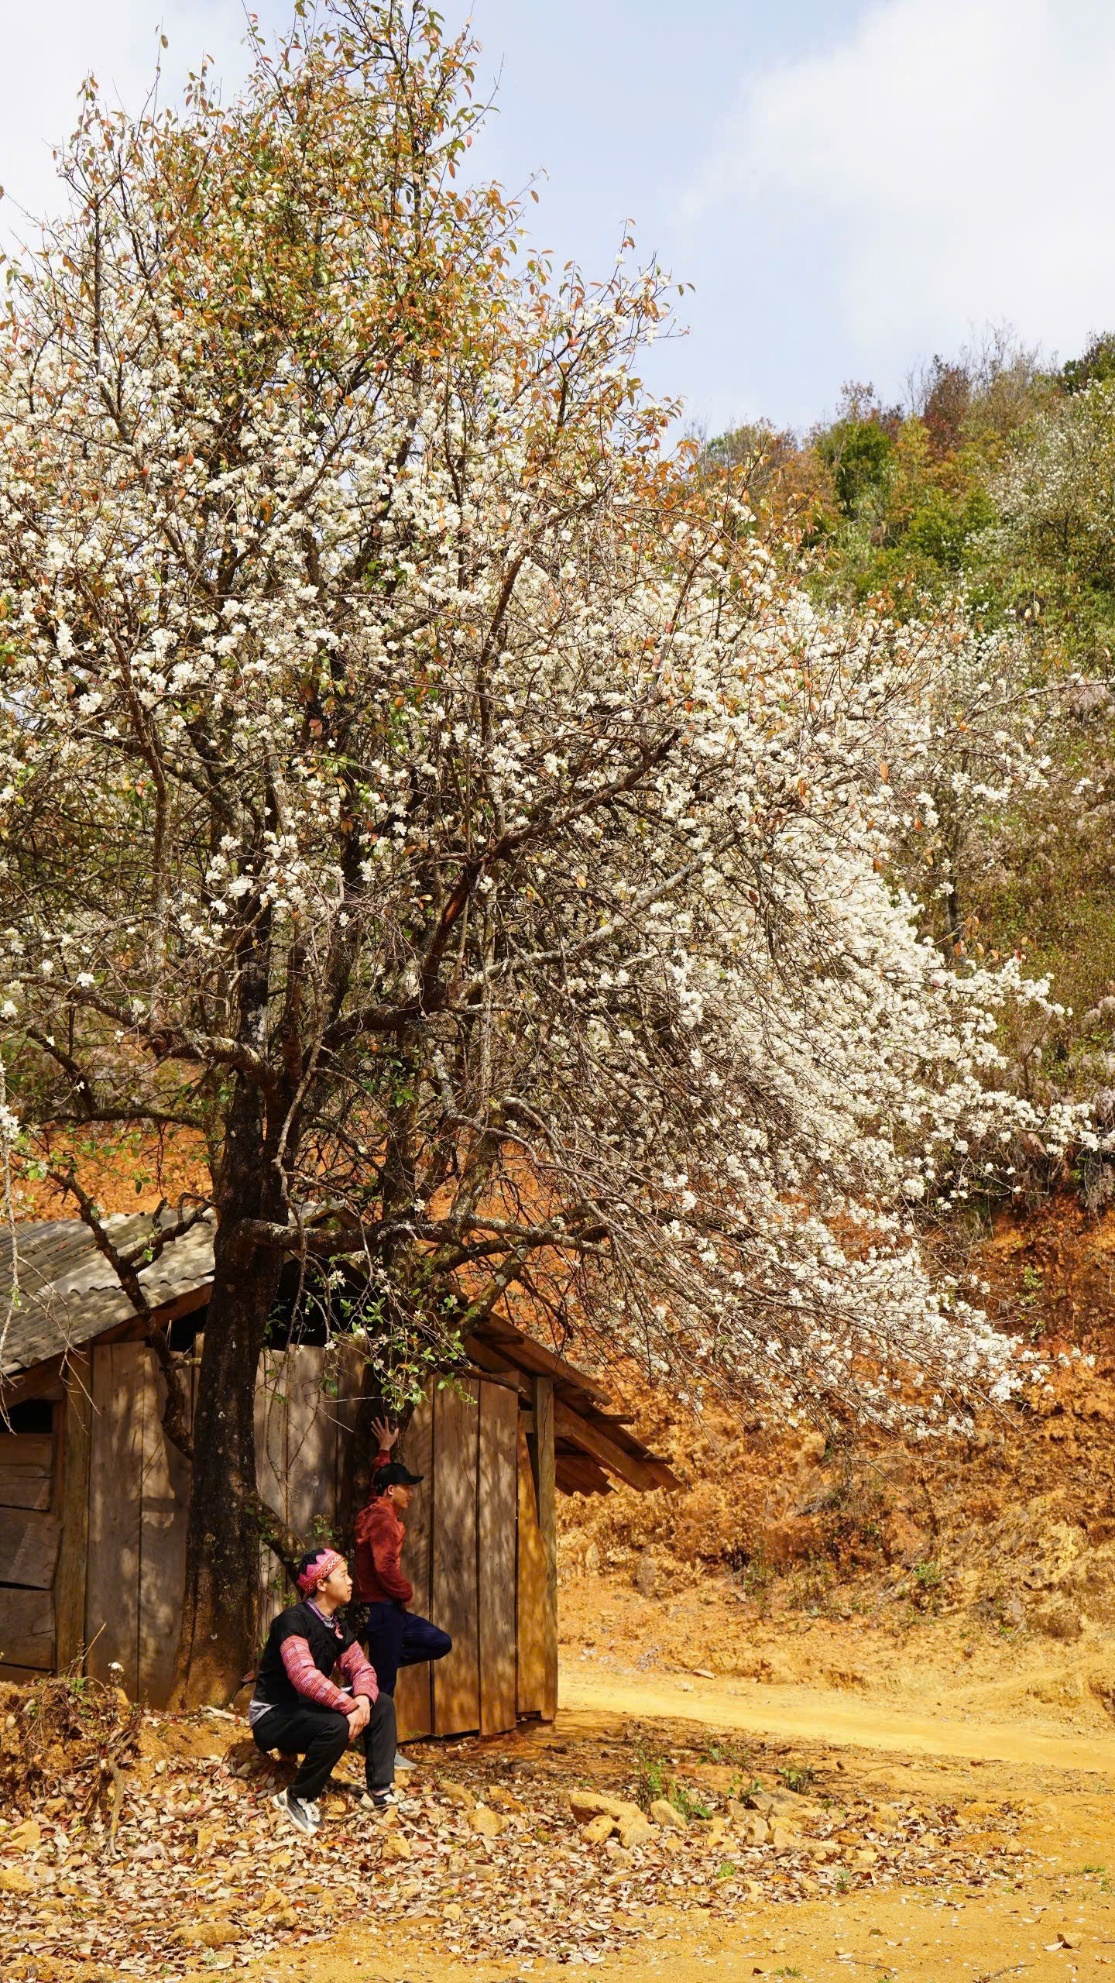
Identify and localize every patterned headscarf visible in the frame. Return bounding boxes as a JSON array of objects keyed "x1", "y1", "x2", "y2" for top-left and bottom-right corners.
[{"x1": 296, "y1": 1548, "x2": 344, "y2": 1595}]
